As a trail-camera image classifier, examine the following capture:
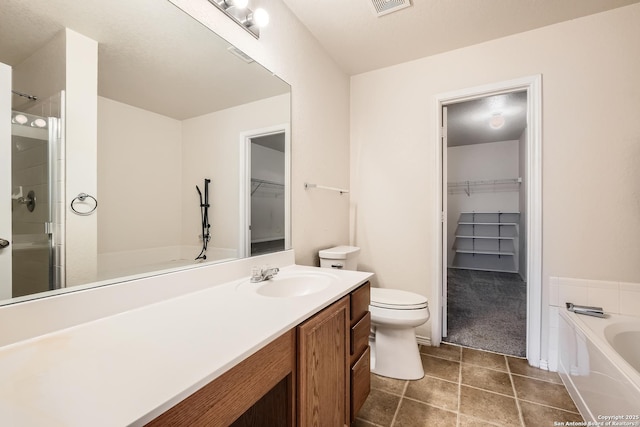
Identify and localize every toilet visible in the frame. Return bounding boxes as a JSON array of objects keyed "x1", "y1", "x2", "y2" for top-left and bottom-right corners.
[
  {"x1": 369, "y1": 288, "x2": 429, "y2": 380},
  {"x1": 319, "y1": 246, "x2": 430, "y2": 380}
]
